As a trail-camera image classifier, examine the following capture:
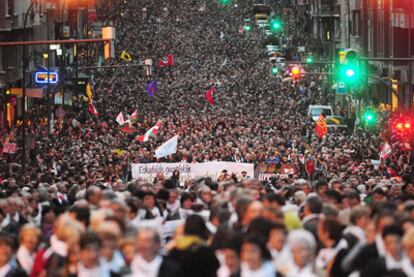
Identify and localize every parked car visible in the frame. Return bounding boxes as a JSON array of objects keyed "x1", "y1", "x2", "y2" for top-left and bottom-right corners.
[
  {"x1": 326, "y1": 115, "x2": 348, "y2": 129},
  {"x1": 257, "y1": 19, "x2": 269, "y2": 28},
  {"x1": 308, "y1": 105, "x2": 334, "y2": 121},
  {"x1": 266, "y1": 44, "x2": 279, "y2": 53}
]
